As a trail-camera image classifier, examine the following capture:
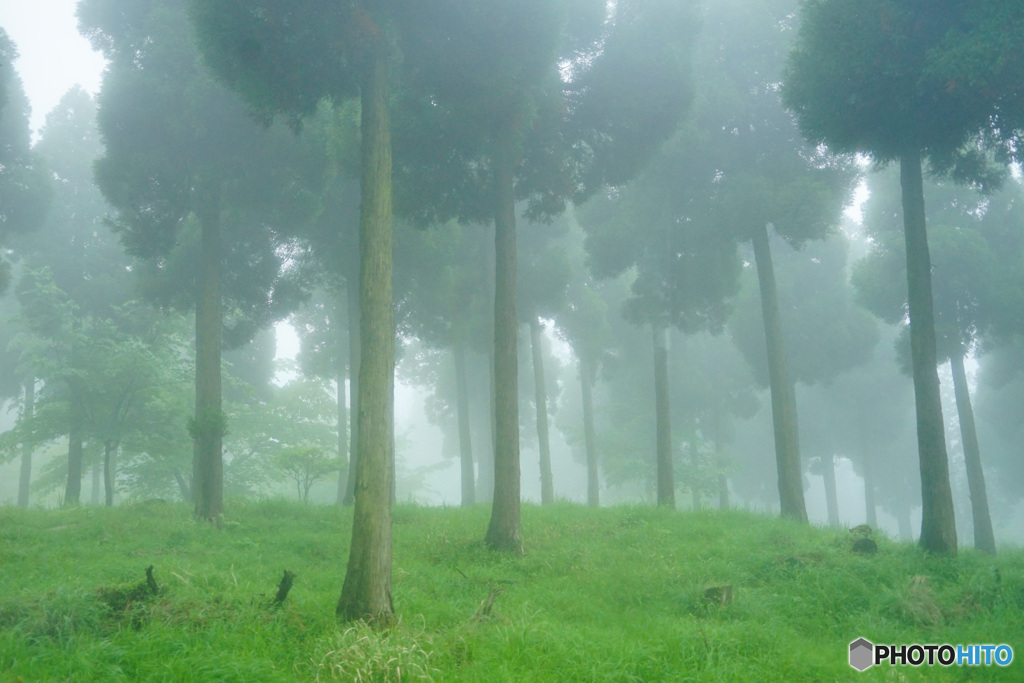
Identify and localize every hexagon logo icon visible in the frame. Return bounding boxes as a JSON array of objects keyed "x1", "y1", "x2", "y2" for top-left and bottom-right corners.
[{"x1": 849, "y1": 637, "x2": 874, "y2": 671}]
